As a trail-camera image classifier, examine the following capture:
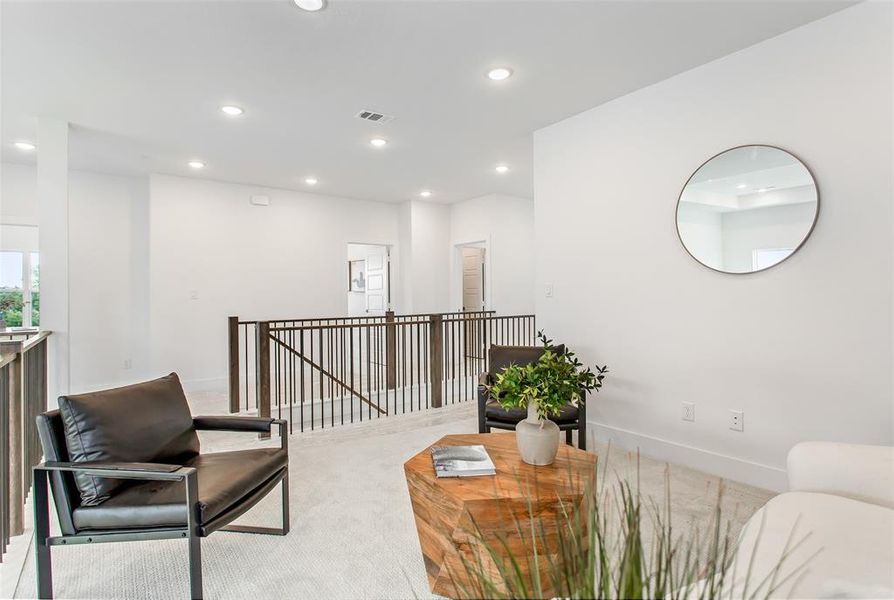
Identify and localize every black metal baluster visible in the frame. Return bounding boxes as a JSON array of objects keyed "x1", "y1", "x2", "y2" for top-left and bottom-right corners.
[
  {"x1": 300, "y1": 330, "x2": 305, "y2": 432},
  {"x1": 424, "y1": 321, "x2": 430, "y2": 409},
  {"x1": 288, "y1": 328, "x2": 294, "y2": 434},
  {"x1": 403, "y1": 322, "x2": 408, "y2": 414},
  {"x1": 243, "y1": 324, "x2": 249, "y2": 411},
  {"x1": 349, "y1": 323, "x2": 355, "y2": 423},
  {"x1": 365, "y1": 326, "x2": 372, "y2": 420}
]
